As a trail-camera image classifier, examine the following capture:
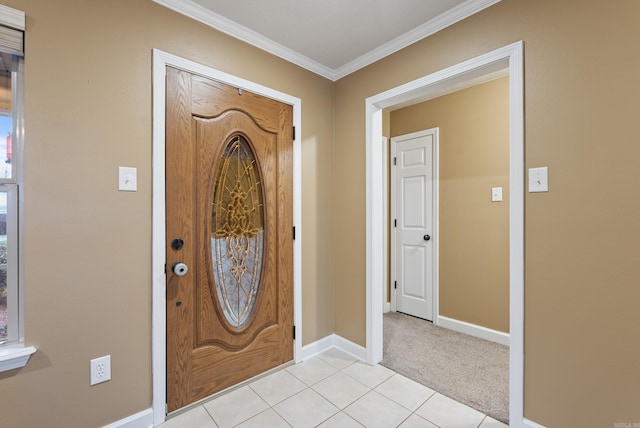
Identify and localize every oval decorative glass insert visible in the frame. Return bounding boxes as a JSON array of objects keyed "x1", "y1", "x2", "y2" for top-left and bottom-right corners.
[{"x1": 211, "y1": 135, "x2": 264, "y2": 328}]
